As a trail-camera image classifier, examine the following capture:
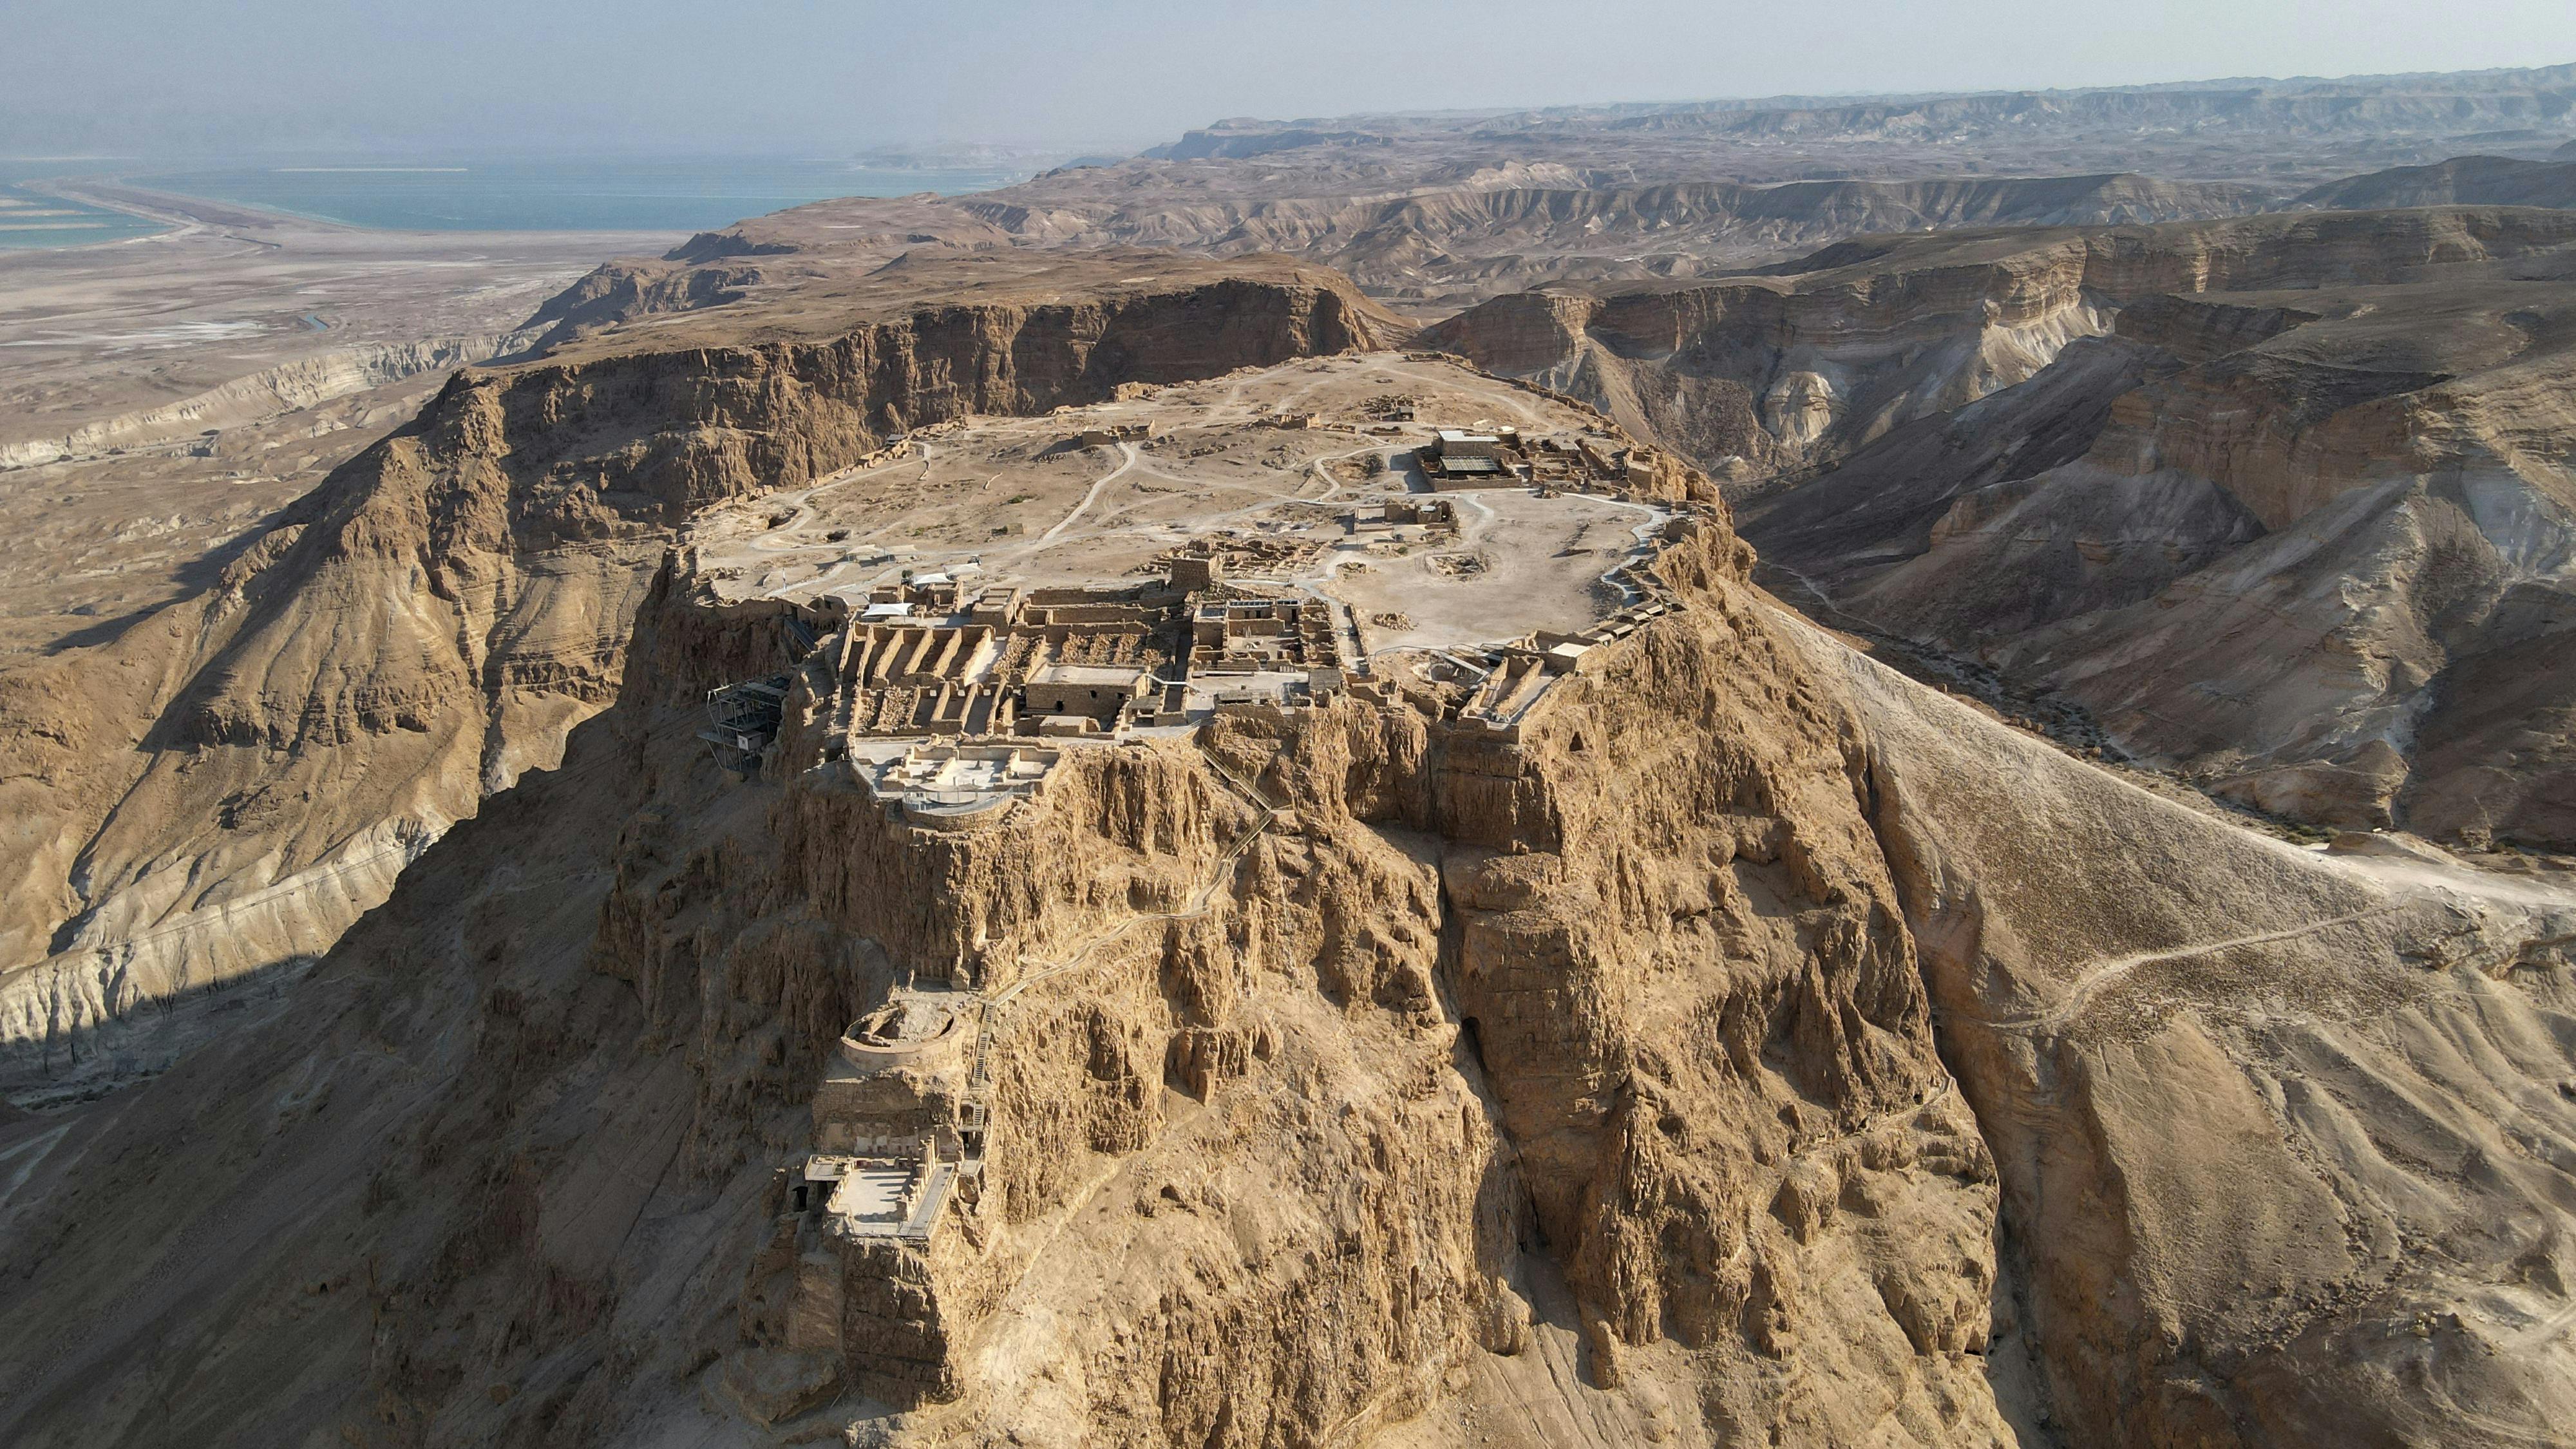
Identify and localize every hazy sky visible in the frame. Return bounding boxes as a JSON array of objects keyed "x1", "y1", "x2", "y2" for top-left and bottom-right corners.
[{"x1": 9, "y1": 0, "x2": 2576, "y2": 157}]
